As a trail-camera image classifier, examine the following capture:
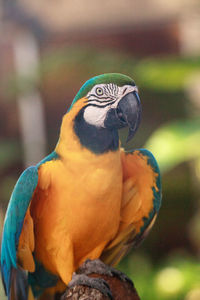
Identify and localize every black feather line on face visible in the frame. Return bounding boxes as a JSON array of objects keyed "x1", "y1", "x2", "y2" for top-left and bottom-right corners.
[
  {"x1": 87, "y1": 94, "x2": 115, "y2": 100},
  {"x1": 107, "y1": 84, "x2": 112, "y2": 94},
  {"x1": 123, "y1": 87, "x2": 127, "y2": 94},
  {"x1": 103, "y1": 86, "x2": 109, "y2": 96},
  {"x1": 85, "y1": 101, "x2": 116, "y2": 109},
  {"x1": 87, "y1": 98, "x2": 116, "y2": 104}
]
